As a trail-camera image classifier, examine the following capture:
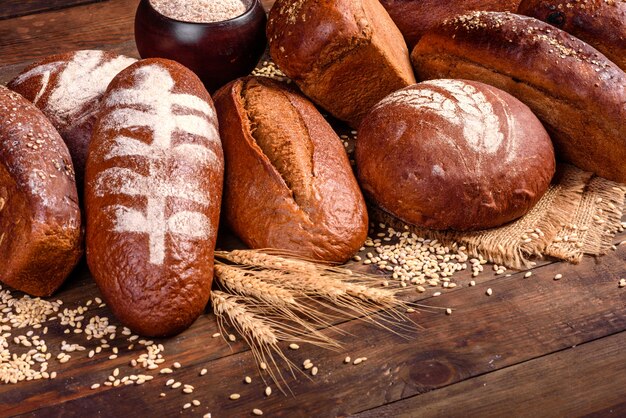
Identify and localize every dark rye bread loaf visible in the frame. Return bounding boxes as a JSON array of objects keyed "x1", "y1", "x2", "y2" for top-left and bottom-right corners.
[
  {"x1": 518, "y1": 0, "x2": 626, "y2": 70},
  {"x1": 0, "y1": 86, "x2": 82, "y2": 296},
  {"x1": 267, "y1": 0, "x2": 416, "y2": 128},
  {"x1": 8, "y1": 50, "x2": 137, "y2": 189},
  {"x1": 356, "y1": 80, "x2": 555, "y2": 231},
  {"x1": 214, "y1": 77, "x2": 368, "y2": 263},
  {"x1": 85, "y1": 59, "x2": 224, "y2": 336},
  {"x1": 411, "y1": 12, "x2": 626, "y2": 183},
  {"x1": 380, "y1": 0, "x2": 521, "y2": 49}
]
